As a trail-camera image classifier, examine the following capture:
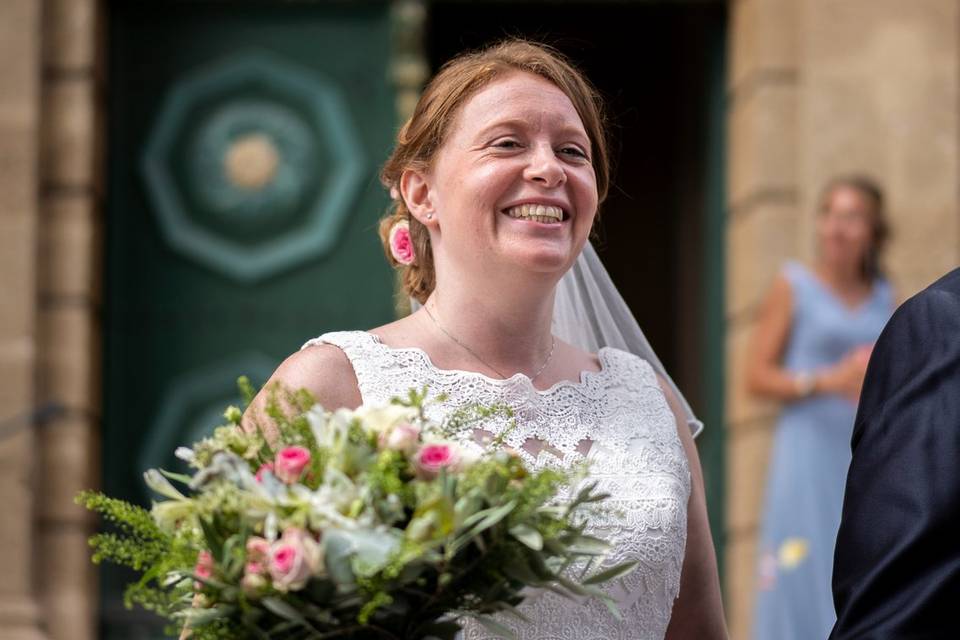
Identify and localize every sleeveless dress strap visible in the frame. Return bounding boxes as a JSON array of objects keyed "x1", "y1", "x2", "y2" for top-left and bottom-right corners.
[{"x1": 300, "y1": 331, "x2": 382, "y2": 403}]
